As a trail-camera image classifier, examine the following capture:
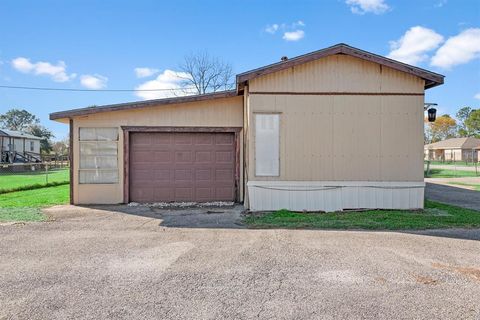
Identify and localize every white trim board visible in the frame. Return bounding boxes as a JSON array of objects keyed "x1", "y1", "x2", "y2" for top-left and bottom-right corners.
[{"x1": 247, "y1": 181, "x2": 424, "y2": 212}]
